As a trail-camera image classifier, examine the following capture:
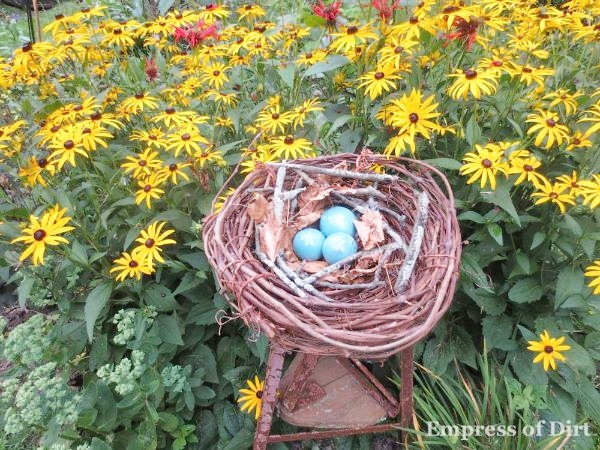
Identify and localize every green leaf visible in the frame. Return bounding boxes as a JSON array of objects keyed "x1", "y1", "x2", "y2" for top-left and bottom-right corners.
[
  {"x1": 155, "y1": 314, "x2": 184, "y2": 345},
  {"x1": 173, "y1": 272, "x2": 202, "y2": 296},
  {"x1": 555, "y1": 266, "x2": 585, "y2": 310},
  {"x1": 302, "y1": 54, "x2": 350, "y2": 78},
  {"x1": 575, "y1": 378, "x2": 600, "y2": 423},
  {"x1": 565, "y1": 340, "x2": 595, "y2": 377},
  {"x1": 458, "y1": 211, "x2": 485, "y2": 223},
  {"x1": 90, "y1": 438, "x2": 113, "y2": 450},
  {"x1": 460, "y1": 250, "x2": 494, "y2": 293},
  {"x1": 508, "y1": 278, "x2": 543, "y2": 304},
  {"x1": 18, "y1": 276, "x2": 34, "y2": 308},
  {"x1": 480, "y1": 180, "x2": 521, "y2": 226},
  {"x1": 465, "y1": 115, "x2": 482, "y2": 147},
  {"x1": 584, "y1": 331, "x2": 600, "y2": 359},
  {"x1": 530, "y1": 231, "x2": 546, "y2": 250},
  {"x1": 482, "y1": 314, "x2": 516, "y2": 351},
  {"x1": 196, "y1": 344, "x2": 219, "y2": 383},
  {"x1": 510, "y1": 349, "x2": 548, "y2": 386},
  {"x1": 424, "y1": 158, "x2": 462, "y2": 171},
  {"x1": 84, "y1": 281, "x2": 113, "y2": 342},
  {"x1": 195, "y1": 385, "x2": 216, "y2": 400},
  {"x1": 158, "y1": 412, "x2": 180, "y2": 433},
  {"x1": 506, "y1": 118, "x2": 524, "y2": 139},
  {"x1": 223, "y1": 429, "x2": 254, "y2": 450},
  {"x1": 158, "y1": 0, "x2": 175, "y2": 15},
  {"x1": 69, "y1": 240, "x2": 88, "y2": 265},
  {"x1": 178, "y1": 252, "x2": 210, "y2": 271},
  {"x1": 278, "y1": 64, "x2": 295, "y2": 88},
  {"x1": 487, "y1": 223, "x2": 503, "y2": 246},
  {"x1": 144, "y1": 284, "x2": 179, "y2": 312},
  {"x1": 463, "y1": 284, "x2": 506, "y2": 315}
]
